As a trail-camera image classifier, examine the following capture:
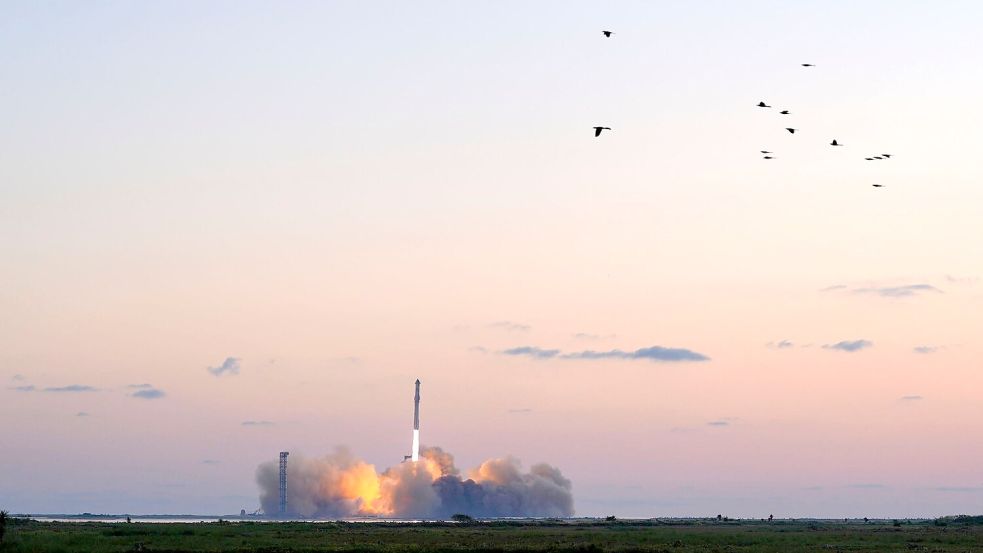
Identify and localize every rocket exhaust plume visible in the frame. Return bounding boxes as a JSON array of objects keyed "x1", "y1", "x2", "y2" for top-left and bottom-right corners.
[
  {"x1": 411, "y1": 379, "x2": 421, "y2": 462},
  {"x1": 257, "y1": 446, "x2": 574, "y2": 518}
]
